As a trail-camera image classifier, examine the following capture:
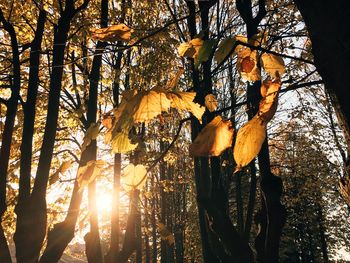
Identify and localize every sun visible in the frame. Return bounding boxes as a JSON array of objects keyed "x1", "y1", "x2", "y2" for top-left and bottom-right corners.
[{"x1": 96, "y1": 188, "x2": 113, "y2": 215}]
